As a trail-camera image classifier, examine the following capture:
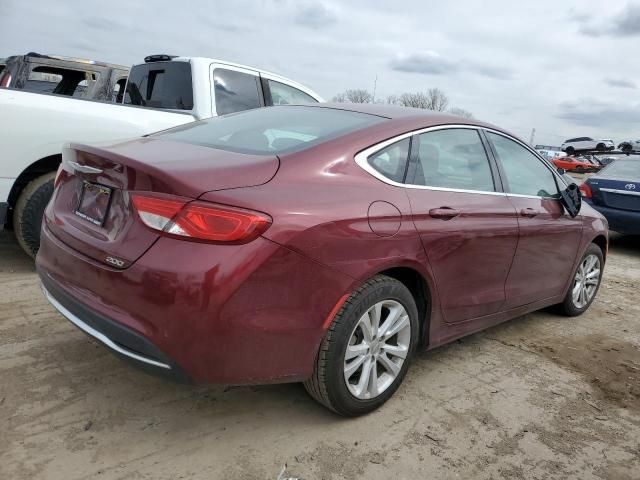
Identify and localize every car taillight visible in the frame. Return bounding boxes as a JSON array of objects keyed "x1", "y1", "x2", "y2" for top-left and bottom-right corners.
[
  {"x1": 0, "y1": 73, "x2": 11, "y2": 88},
  {"x1": 579, "y1": 182, "x2": 592, "y2": 198},
  {"x1": 53, "y1": 164, "x2": 67, "y2": 188},
  {"x1": 131, "y1": 193, "x2": 271, "y2": 243}
]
